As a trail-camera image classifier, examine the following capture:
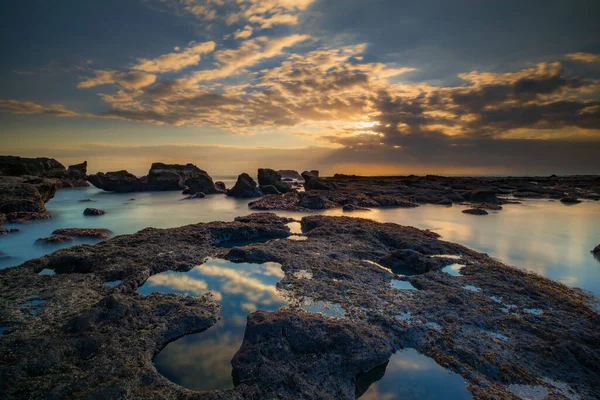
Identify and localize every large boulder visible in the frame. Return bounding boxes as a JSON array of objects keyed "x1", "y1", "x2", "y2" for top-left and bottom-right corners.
[
  {"x1": 0, "y1": 177, "x2": 59, "y2": 221},
  {"x1": 227, "y1": 173, "x2": 264, "y2": 198},
  {"x1": 258, "y1": 169, "x2": 293, "y2": 193},
  {"x1": 88, "y1": 163, "x2": 215, "y2": 193},
  {"x1": 88, "y1": 170, "x2": 147, "y2": 192}
]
